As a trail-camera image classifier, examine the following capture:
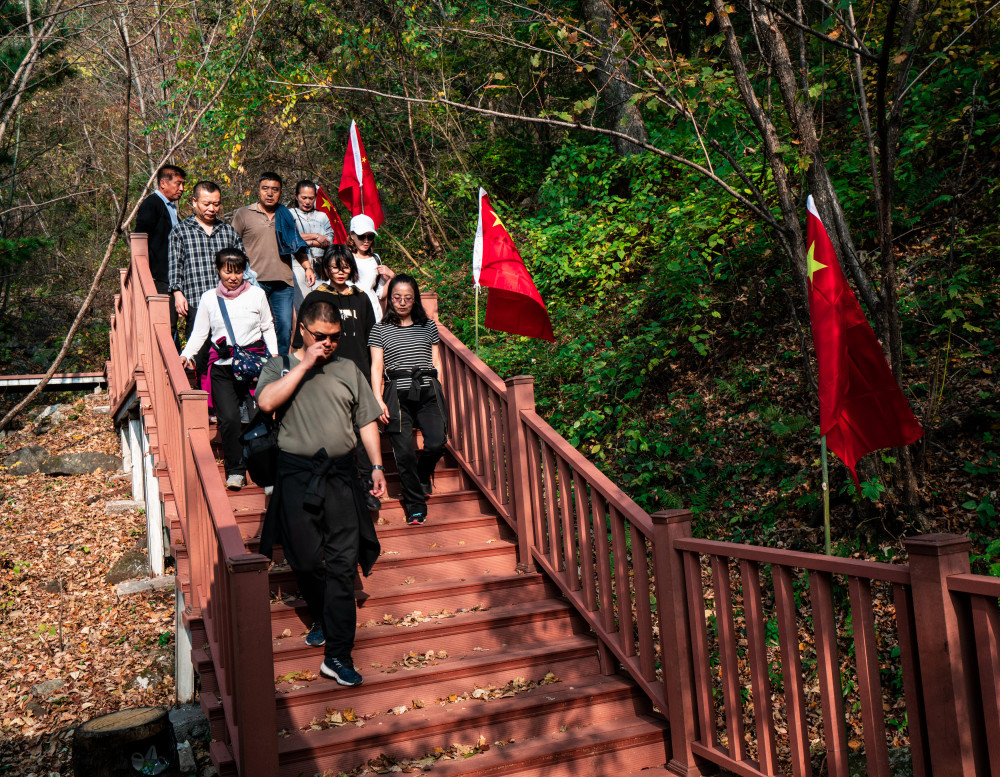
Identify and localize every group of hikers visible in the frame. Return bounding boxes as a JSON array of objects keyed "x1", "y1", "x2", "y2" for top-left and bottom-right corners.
[{"x1": 136, "y1": 163, "x2": 448, "y2": 688}]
